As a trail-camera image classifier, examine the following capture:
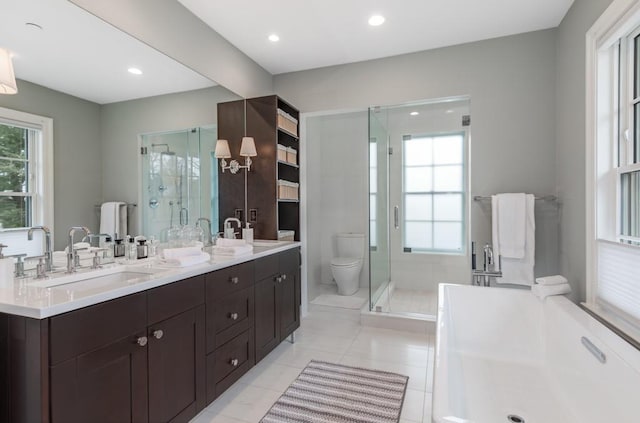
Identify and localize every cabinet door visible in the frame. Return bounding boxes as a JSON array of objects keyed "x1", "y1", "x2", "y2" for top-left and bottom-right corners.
[
  {"x1": 50, "y1": 333, "x2": 148, "y2": 423},
  {"x1": 148, "y1": 305, "x2": 205, "y2": 423},
  {"x1": 279, "y1": 249, "x2": 301, "y2": 340},
  {"x1": 254, "y1": 276, "x2": 279, "y2": 362}
]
